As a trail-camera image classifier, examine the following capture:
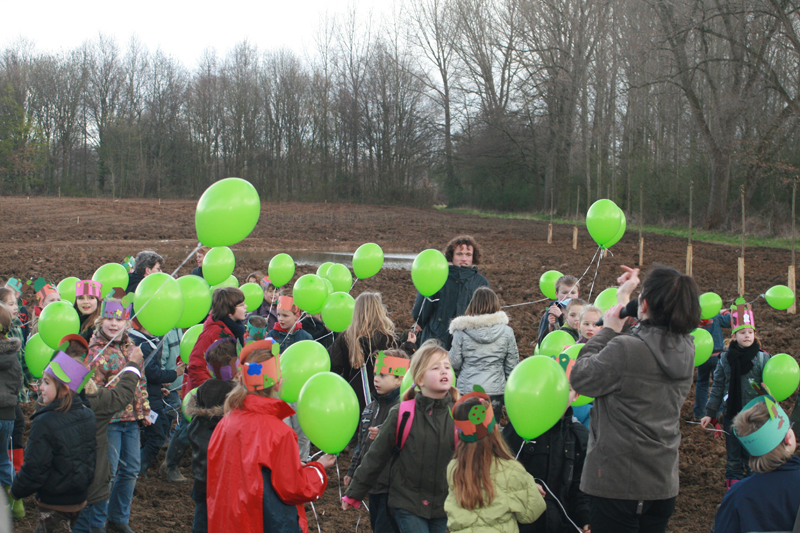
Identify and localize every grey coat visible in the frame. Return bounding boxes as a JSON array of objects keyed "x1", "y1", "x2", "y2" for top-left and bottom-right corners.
[
  {"x1": 705, "y1": 347, "x2": 770, "y2": 419},
  {"x1": 0, "y1": 338, "x2": 22, "y2": 414},
  {"x1": 570, "y1": 325, "x2": 694, "y2": 501},
  {"x1": 449, "y1": 311, "x2": 519, "y2": 396}
]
